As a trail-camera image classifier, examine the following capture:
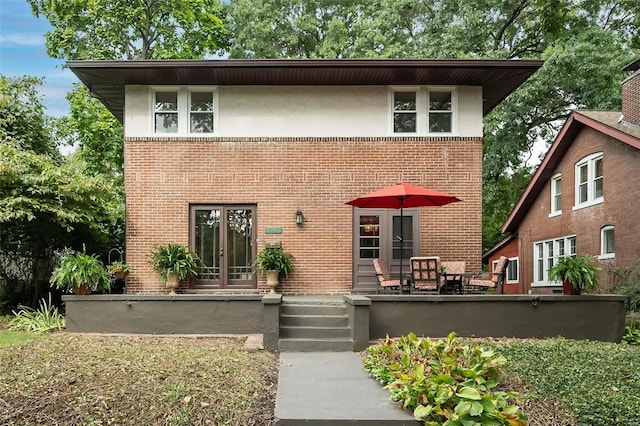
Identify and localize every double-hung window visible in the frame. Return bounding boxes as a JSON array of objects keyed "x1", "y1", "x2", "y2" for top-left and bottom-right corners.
[
  {"x1": 428, "y1": 91, "x2": 453, "y2": 133},
  {"x1": 574, "y1": 153, "x2": 603, "y2": 208},
  {"x1": 393, "y1": 91, "x2": 417, "y2": 133},
  {"x1": 153, "y1": 87, "x2": 217, "y2": 135},
  {"x1": 391, "y1": 87, "x2": 455, "y2": 135},
  {"x1": 550, "y1": 174, "x2": 561, "y2": 216},
  {"x1": 533, "y1": 236, "x2": 576, "y2": 285},
  {"x1": 506, "y1": 257, "x2": 519, "y2": 283},
  {"x1": 599, "y1": 225, "x2": 615, "y2": 259}
]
